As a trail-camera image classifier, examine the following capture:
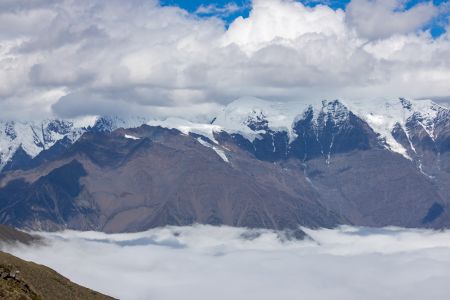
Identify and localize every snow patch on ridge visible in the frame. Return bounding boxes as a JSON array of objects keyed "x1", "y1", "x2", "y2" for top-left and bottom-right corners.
[
  {"x1": 148, "y1": 118, "x2": 222, "y2": 143},
  {"x1": 124, "y1": 134, "x2": 140, "y2": 140},
  {"x1": 197, "y1": 138, "x2": 229, "y2": 163}
]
